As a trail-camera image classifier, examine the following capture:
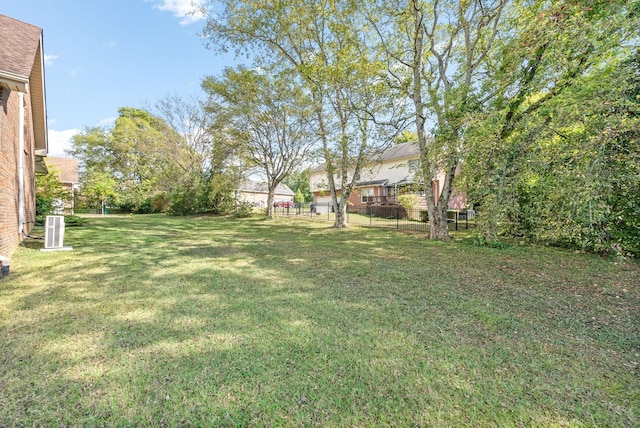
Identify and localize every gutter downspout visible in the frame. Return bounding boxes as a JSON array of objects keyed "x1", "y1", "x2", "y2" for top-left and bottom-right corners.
[
  {"x1": 18, "y1": 92, "x2": 25, "y2": 240},
  {"x1": 0, "y1": 255, "x2": 9, "y2": 278}
]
